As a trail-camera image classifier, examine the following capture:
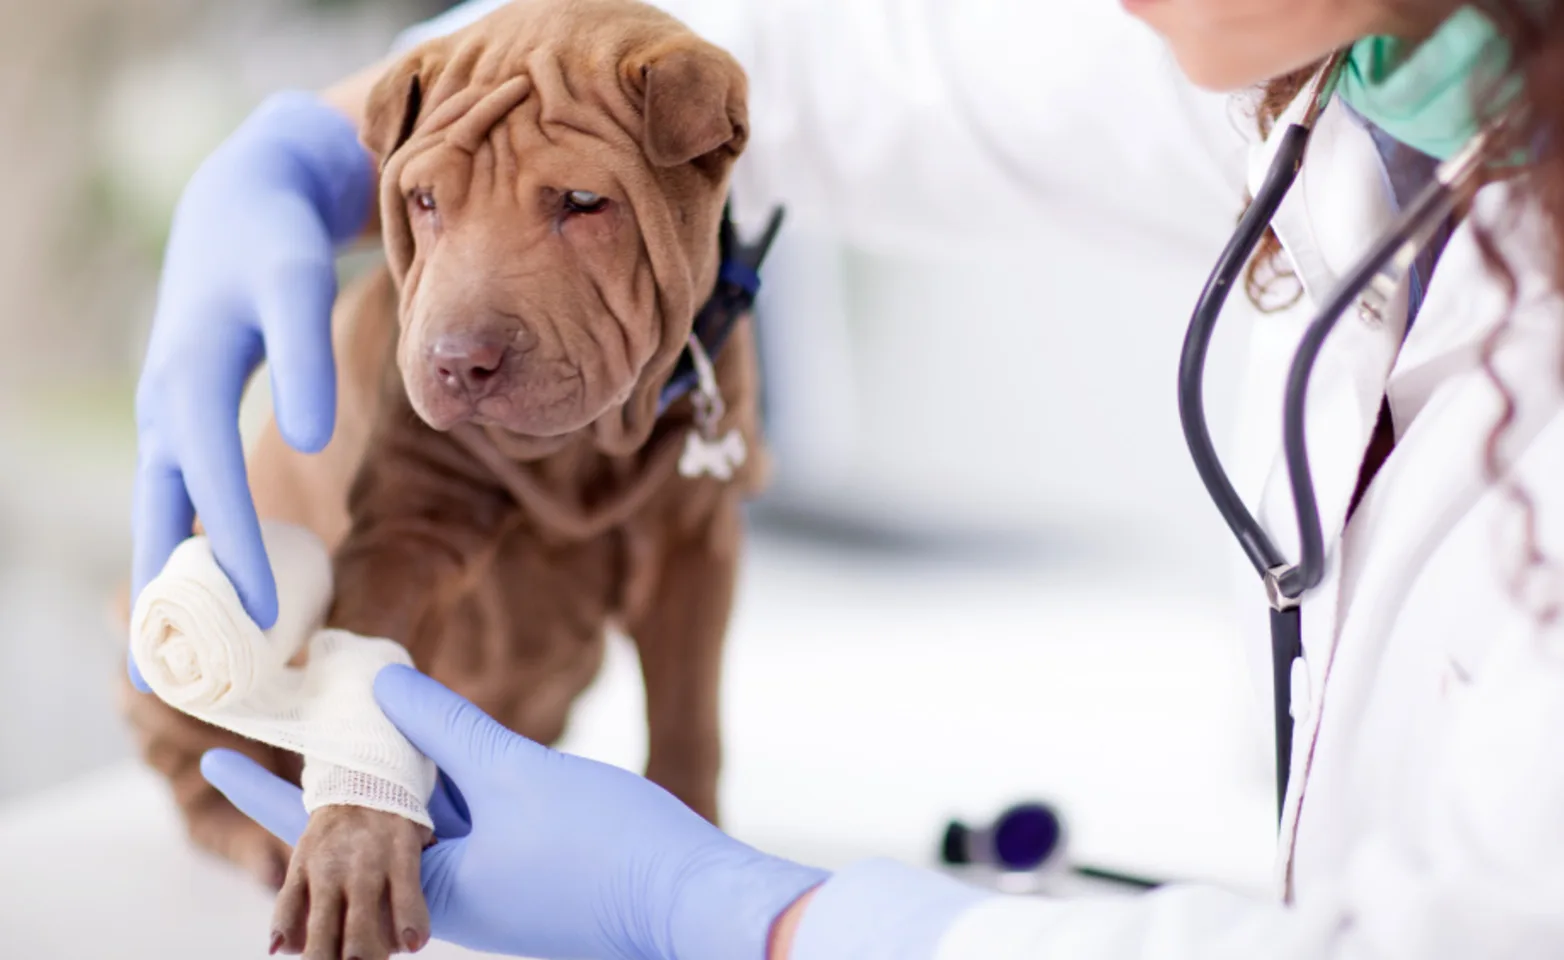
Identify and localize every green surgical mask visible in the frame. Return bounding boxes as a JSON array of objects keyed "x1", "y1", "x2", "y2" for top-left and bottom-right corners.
[{"x1": 1338, "y1": 5, "x2": 1516, "y2": 161}]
